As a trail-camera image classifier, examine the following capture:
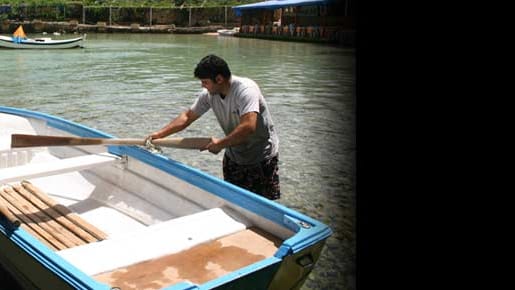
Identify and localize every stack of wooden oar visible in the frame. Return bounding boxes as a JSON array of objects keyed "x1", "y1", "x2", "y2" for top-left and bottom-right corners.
[{"x1": 0, "y1": 181, "x2": 107, "y2": 251}]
